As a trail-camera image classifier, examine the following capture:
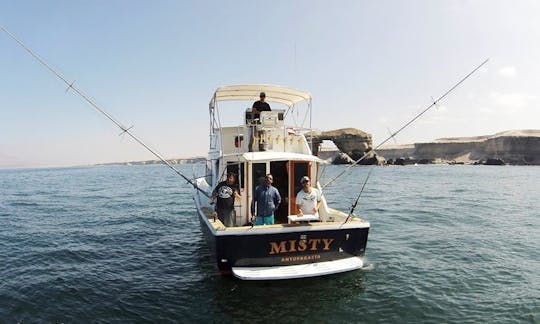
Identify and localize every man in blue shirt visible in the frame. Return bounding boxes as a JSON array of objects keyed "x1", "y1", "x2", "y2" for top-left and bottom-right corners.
[{"x1": 251, "y1": 174, "x2": 281, "y2": 225}]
